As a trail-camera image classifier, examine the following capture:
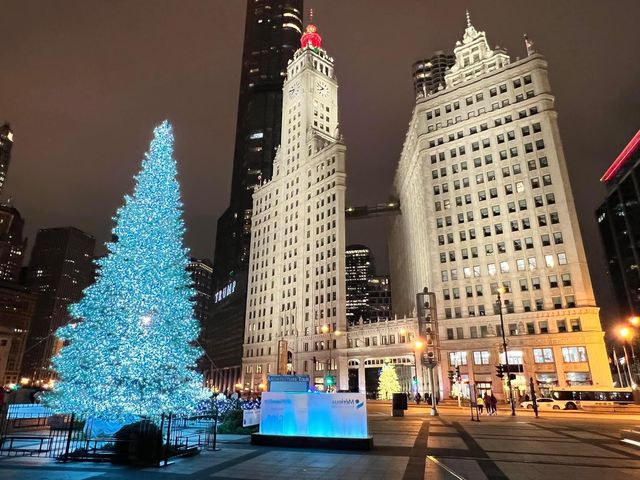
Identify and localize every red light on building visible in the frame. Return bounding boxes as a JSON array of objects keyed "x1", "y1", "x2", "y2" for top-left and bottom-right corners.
[
  {"x1": 300, "y1": 23, "x2": 322, "y2": 49},
  {"x1": 600, "y1": 130, "x2": 640, "y2": 183}
]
